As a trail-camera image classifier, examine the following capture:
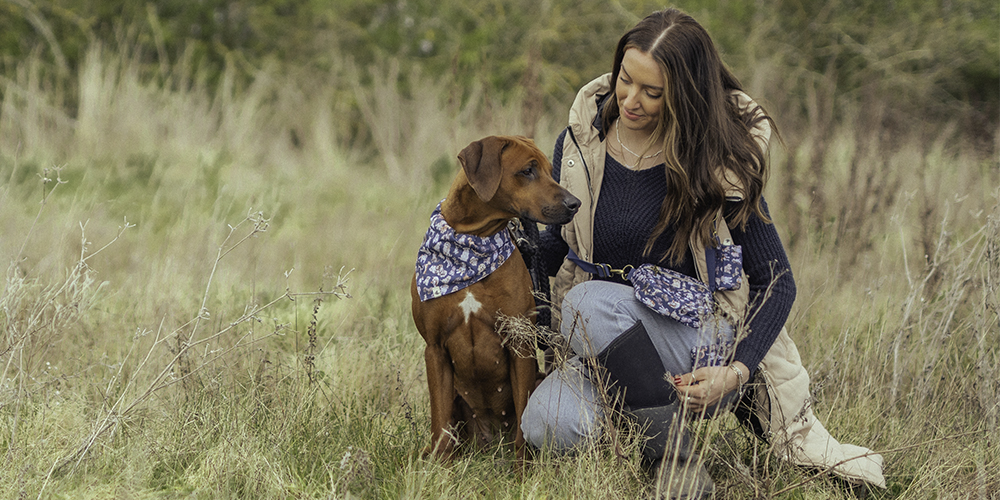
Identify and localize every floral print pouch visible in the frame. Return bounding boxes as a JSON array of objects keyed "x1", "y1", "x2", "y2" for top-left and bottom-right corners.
[
  {"x1": 710, "y1": 242, "x2": 743, "y2": 291},
  {"x1": 691, "y1": 338, "x2": 736, "y2": 368},
  {"x1": 627, "y1": 264, "x2": 714, "y2": 330},
  {"x1": 625, "y1": 237, "x2": 744, "y2": 333}
]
